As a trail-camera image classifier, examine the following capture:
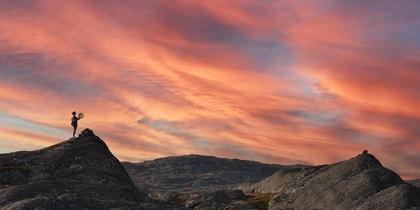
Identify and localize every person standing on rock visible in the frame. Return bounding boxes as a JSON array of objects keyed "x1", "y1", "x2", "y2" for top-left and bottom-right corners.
[{"x1": 71, "y1": 111, "x2": 80, "y2": 138}]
